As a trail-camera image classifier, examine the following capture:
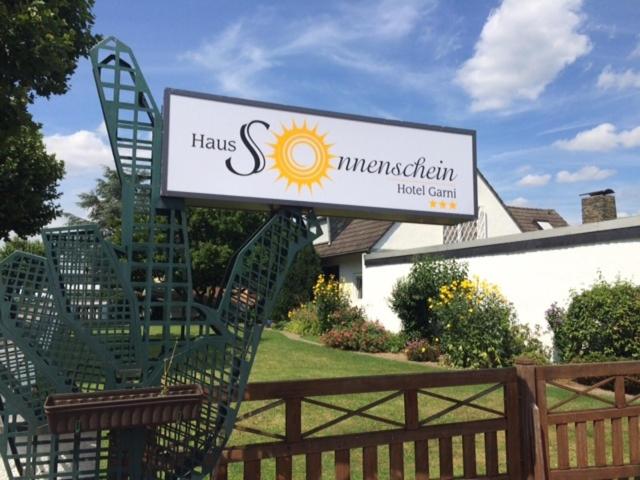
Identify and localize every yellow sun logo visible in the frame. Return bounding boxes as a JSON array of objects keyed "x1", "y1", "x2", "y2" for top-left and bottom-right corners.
[{"x1": 268, "y1": 120, "x2": 335, "y2": 192}]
